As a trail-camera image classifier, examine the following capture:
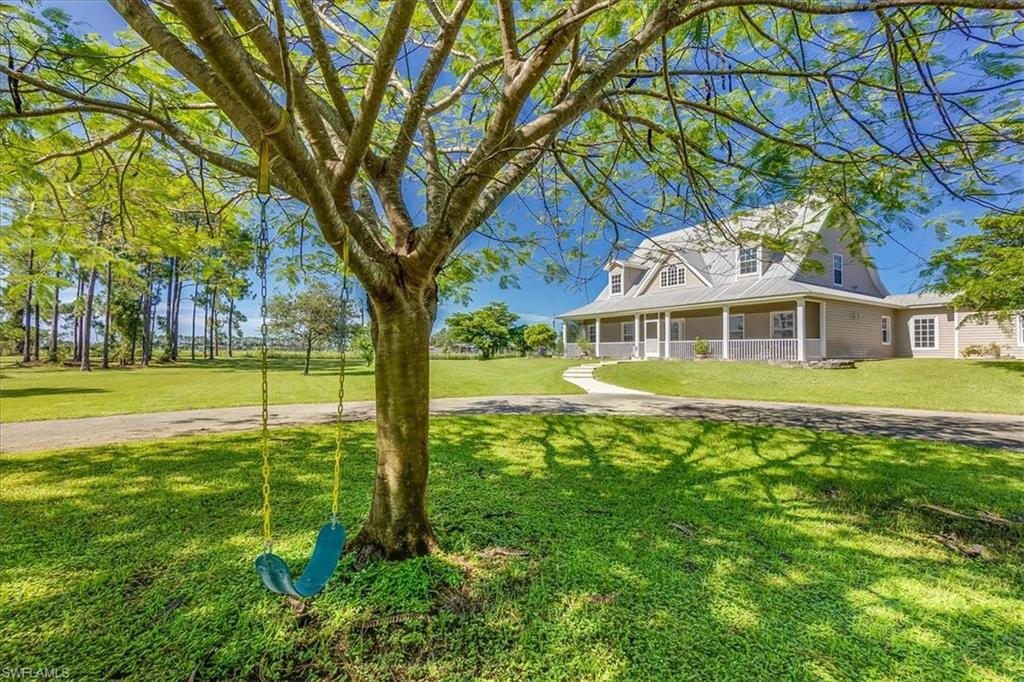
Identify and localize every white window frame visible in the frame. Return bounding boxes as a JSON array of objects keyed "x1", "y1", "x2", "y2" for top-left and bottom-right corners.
[
  {"x1": 622, "y1": 321, "x2": 635, "y2": 343},
  {"x1": 659, "y1": 263, "x2": 686, "y2": 288},
  {"x1": 609, "y1": 272, "x2": 623, "y2": 296},
  {"x1": 771, "y1": 311, "x2": 796, "y2": 339},
  {"x1": 881, "y1": 315, "x2": 891, "y2": 345},
  {"x1": 912, "y1": 316, "x2": 939, "y2": 350},
  {"x1": 729, "y1": 314, "x2": 745, "y2": 340},
  {"x1": 670, "y1": 319, "x2": 683, "y2": 341},
  {"x1": 832, "y1": 253, "x2": 844, "y2": 286},
  {"x1": 1018, "y1": 314, "x2": 1024, "y2": 346},
  {"x1": 738, "y1": 246, "x2": 759, "y2": 277}
]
